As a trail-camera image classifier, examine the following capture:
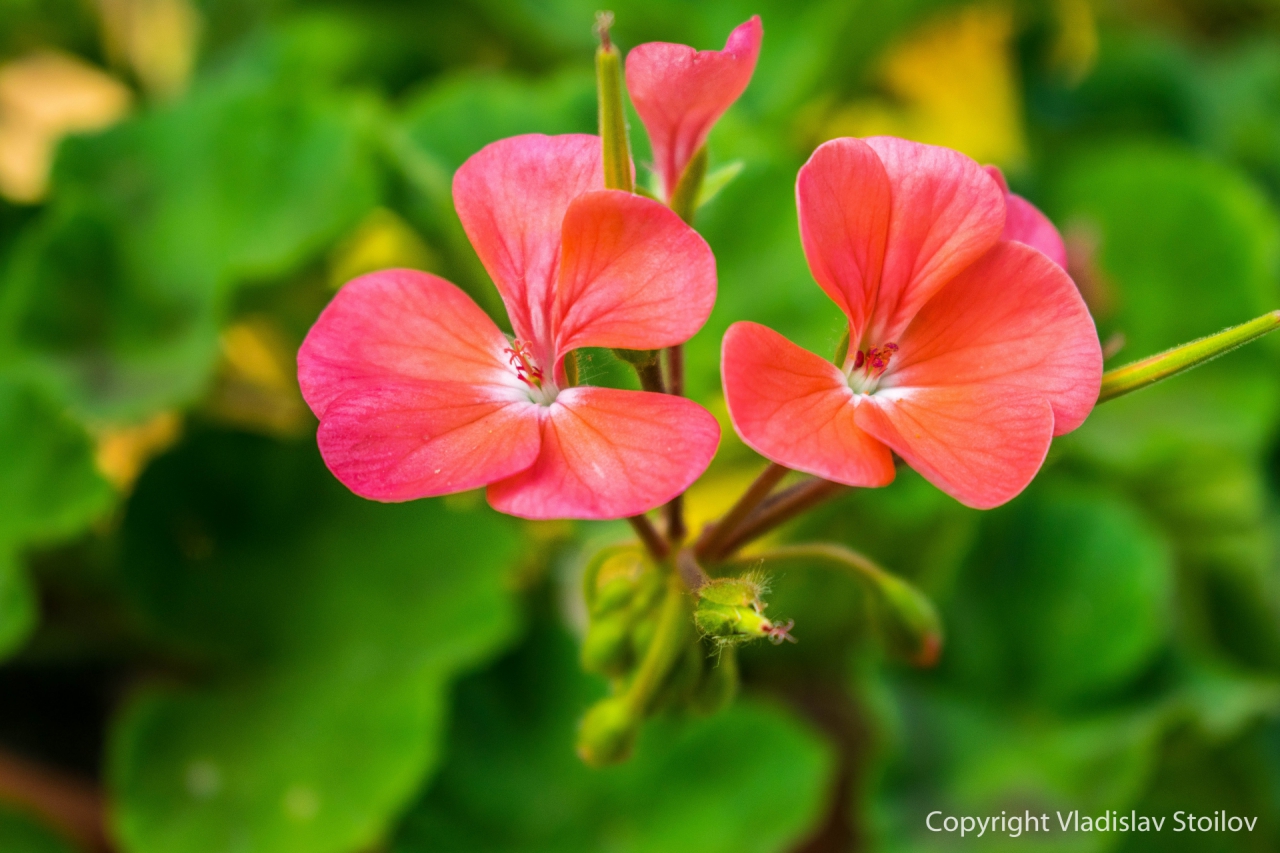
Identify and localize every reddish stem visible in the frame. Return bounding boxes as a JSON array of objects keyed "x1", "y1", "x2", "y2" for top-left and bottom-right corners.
[{"x1": 695, "y1": 462, "x2": 789, "y2": 562}]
